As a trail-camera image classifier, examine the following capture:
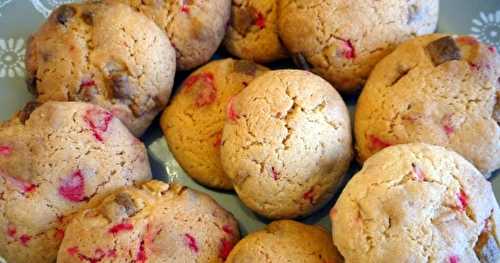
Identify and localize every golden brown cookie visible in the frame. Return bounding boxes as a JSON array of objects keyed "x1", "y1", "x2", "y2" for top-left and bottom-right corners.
[
  {"x1": 161, "y1": 59, "x2": 268, "y2": 190},
  {"x1": 26, "y1": 2, "x2": 176, "y2": 136}
]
